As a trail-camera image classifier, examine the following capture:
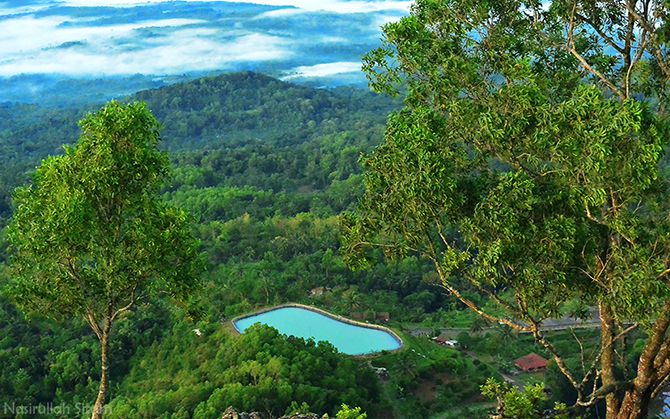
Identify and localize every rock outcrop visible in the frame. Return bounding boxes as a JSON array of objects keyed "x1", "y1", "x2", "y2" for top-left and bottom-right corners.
[{"x1": 221, "y1": 406, "x2": 325, "y2": 419}]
